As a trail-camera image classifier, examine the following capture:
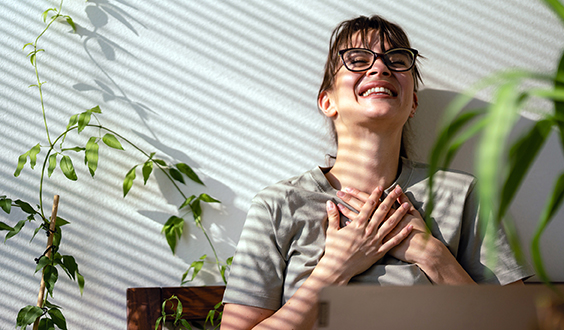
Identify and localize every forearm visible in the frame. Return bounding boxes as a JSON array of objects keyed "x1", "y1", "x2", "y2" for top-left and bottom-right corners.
[
  {"x1": 415, "y1": 237, "x2": 476, "y2": 285},
  {"x1": 251, "y1": 260, "x2": 350, "y2": 330}
]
